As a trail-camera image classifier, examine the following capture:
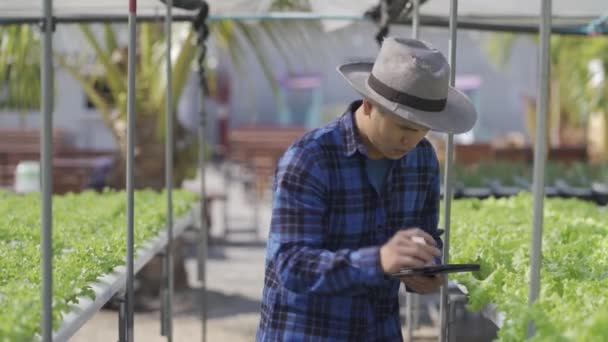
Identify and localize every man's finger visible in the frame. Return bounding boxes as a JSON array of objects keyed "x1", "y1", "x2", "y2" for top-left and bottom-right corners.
[
  {"x1": 397, "y1": 228, "x2": 437, "y2": 246},
  {"x1": 394, "y1": 235, "x2": 439, "y2": 253},
  {"x1": 394, "y1": 245, "x2": 435, "y2": 264},
  {"x1": 395, "y1": 242, "x2": 441, "y2": 260}
]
